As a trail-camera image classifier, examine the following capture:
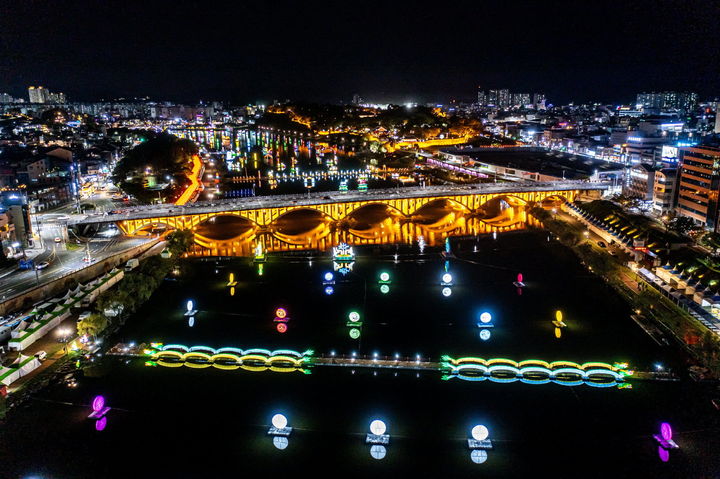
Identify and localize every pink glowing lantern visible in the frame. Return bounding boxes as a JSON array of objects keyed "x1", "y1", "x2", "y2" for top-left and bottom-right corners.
[
  {"x1": 276, "y1": 323, "x2": 288, "y2": 333},
  {"x1": 517, "y1": 273, "x2": 523, "y2": 283},
  {"x1": 88, "y1": 394, "x2": 111, "y2": 419},
  {"x1": 660, "y1": 422, "x2": 672, "y2": 442},
  {"x1": 92, "y1": 395, "x2": 105, "y2": 412}
]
